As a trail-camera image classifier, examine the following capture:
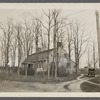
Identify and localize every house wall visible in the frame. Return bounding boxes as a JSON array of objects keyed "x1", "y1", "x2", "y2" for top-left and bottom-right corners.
[
  {"x1": 48, "y1": 48, "x2": 75, "y2": 75},
  {"x1": 24, "y1": 47, "x2": 76, "y2": 76},
  {"x1": 57, "y1": 55, "x2": 75, "y2": 75}
]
